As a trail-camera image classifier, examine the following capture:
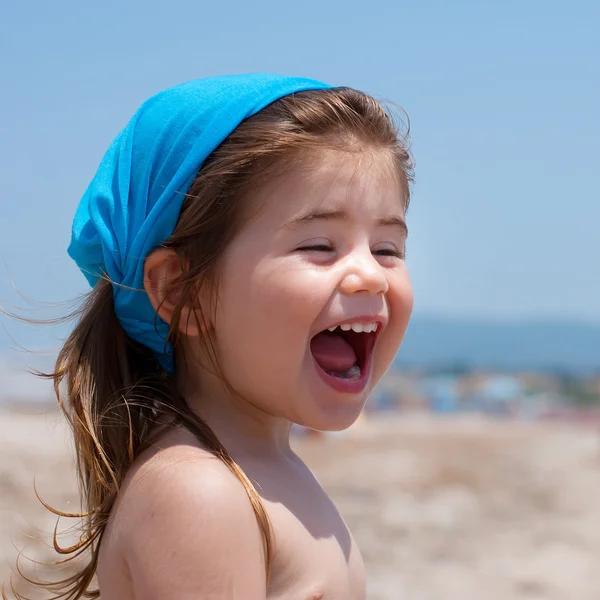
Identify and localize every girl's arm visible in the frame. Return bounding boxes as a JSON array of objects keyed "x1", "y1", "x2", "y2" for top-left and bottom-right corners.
[{"x1": 116, "y1": 453, "x2": 267, "y2": 599}]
